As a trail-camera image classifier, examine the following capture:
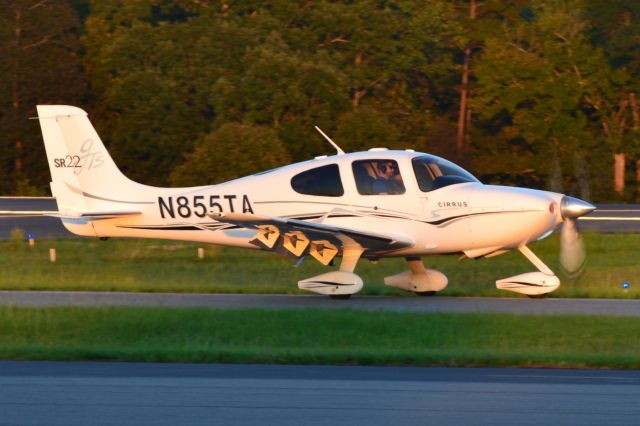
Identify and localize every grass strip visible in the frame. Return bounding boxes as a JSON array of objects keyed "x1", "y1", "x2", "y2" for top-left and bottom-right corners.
[
  {"x1": 0, "y1": 306, "x2": 638, "y2": 369},
  {"x1": 1, "y1": 233, "x2": 638, "y2": 298}
]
